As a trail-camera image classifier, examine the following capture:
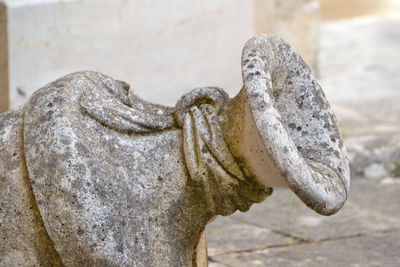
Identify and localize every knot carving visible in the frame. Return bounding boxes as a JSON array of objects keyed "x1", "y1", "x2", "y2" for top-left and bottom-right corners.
[
  {"x1": 77, "y1": 34, "x2": 350, "y2": 217},
  {"x1": 0, "y1": 34, "x2": 351, "y2": 266},
  {"x1": 176, "y1": 88, "x2": 271, "y2": 215},
  {"x1": 80, "y1": 82, "x2": 271, "y2": 216}
]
